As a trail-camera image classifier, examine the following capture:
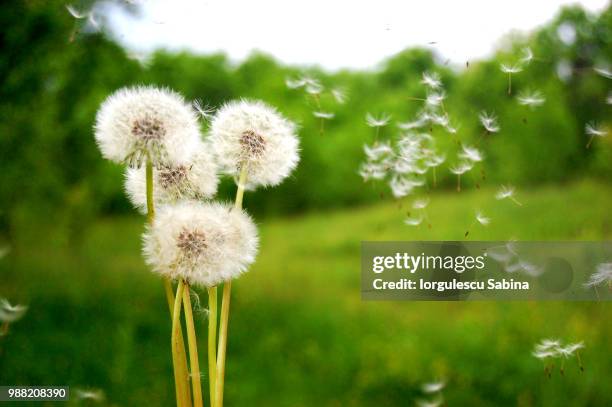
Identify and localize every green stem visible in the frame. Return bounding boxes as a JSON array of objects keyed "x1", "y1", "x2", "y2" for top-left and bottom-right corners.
[
  {"x1": 183, "y1": 284, "x2": 204, "y2": 407},
  {"x1": 207, "y1": 287, "x2": 217, "y2": 406},
  {"x1": 216, "y1": 166, "x2": 248, "y2": 407},
  {"x1": 172, "y1": 281, "x2": 190, "y2": 407},
  {"x1": 147, "y1": 159, "x2": 191, "y2": 407}
]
